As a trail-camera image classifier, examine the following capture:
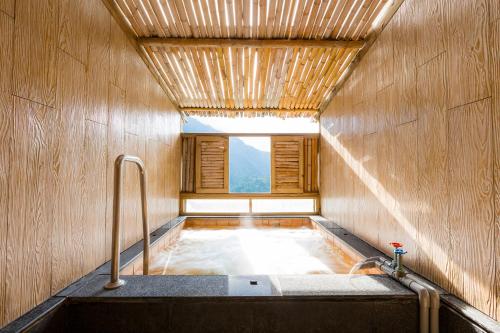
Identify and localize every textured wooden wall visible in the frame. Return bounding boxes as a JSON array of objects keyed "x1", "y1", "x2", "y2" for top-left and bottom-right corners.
[
  {"x1": 0, "y1": 0, "x2": 181, "y2": 326},
  {"x1": 320, "y1": 0, "x2": 499, "y2": 320}
]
